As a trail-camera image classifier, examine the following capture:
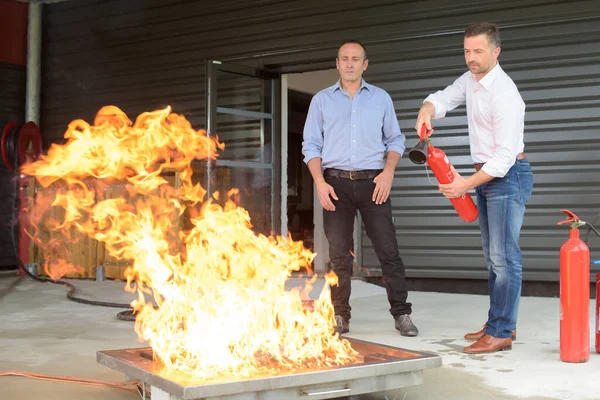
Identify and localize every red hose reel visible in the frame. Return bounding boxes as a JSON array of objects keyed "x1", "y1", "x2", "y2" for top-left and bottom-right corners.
[
  {"x1": 2, "y1": 121, "x2": 43, "y2": 170},
  {"x1": 2, "y1": 121, "x2": 43, "y2": 273}
]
